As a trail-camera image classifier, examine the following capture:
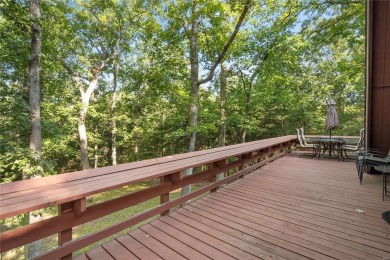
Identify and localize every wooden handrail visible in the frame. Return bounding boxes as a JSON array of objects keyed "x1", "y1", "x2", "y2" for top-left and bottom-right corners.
[{"x1": 0, "y1": 135, "x2": 297, "y2": 259}]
